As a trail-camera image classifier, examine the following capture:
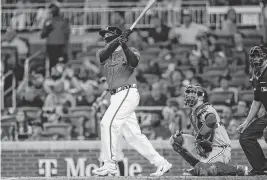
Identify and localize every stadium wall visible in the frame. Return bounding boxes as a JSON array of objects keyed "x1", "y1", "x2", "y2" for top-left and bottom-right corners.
[{"x1": 1, "y1": 140, "x2": 267, "y2": 177}]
